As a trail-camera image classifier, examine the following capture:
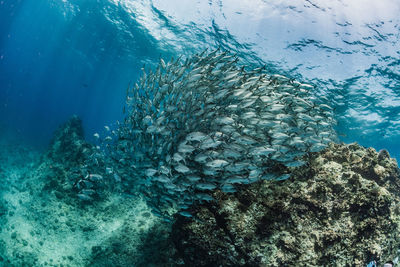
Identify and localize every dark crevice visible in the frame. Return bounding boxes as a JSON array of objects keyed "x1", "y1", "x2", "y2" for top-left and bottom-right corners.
[{"x1": 208, "y1": 205, "x2": 251, "y2": 265}]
